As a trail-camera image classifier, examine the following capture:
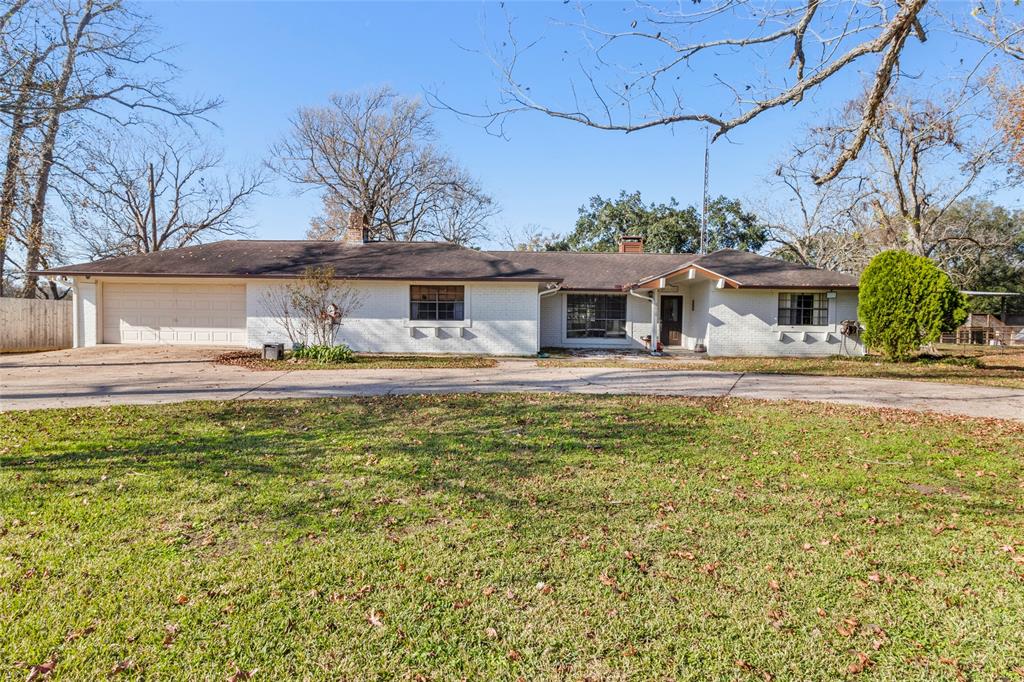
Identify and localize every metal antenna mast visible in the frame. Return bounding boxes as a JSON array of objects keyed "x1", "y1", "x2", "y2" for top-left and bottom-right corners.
[{"x1": 700, "y1": 127, "x2": 710, "y2": 255}]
